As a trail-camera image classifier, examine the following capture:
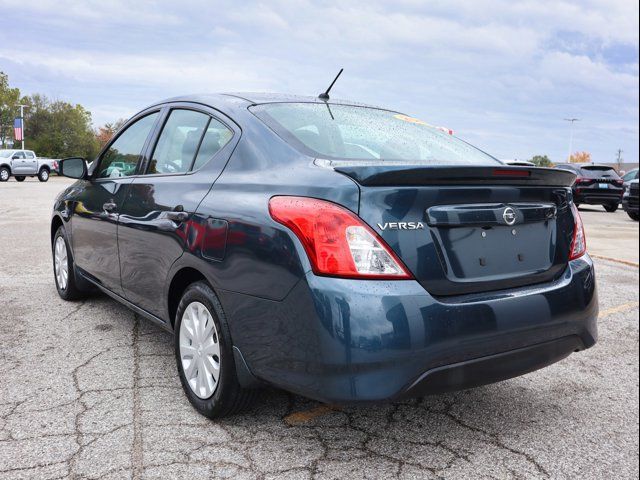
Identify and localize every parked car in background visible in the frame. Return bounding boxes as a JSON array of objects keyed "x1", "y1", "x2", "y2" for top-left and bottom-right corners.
[
  {"x1": 105, "y1": 161, "x2": 137, "y2": 177},
  {"x1": 0, "y1": 149, "x2": 58, "y2": 182},
  {"x1": 622, "y1": 179, "x2": 639, "y2": 221},
  {"x1": 52, "y1": 93, "x2": 597, "y2": 418},
  {"x1": 504, "y1": 160, "x2": 535, "y2": 167},
  {"x1": 621, "y1": 168, "x2": 639, "y2": 193},
  {"x1": 555, "y1": 163, "x2": 624, "y2": 212}
]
